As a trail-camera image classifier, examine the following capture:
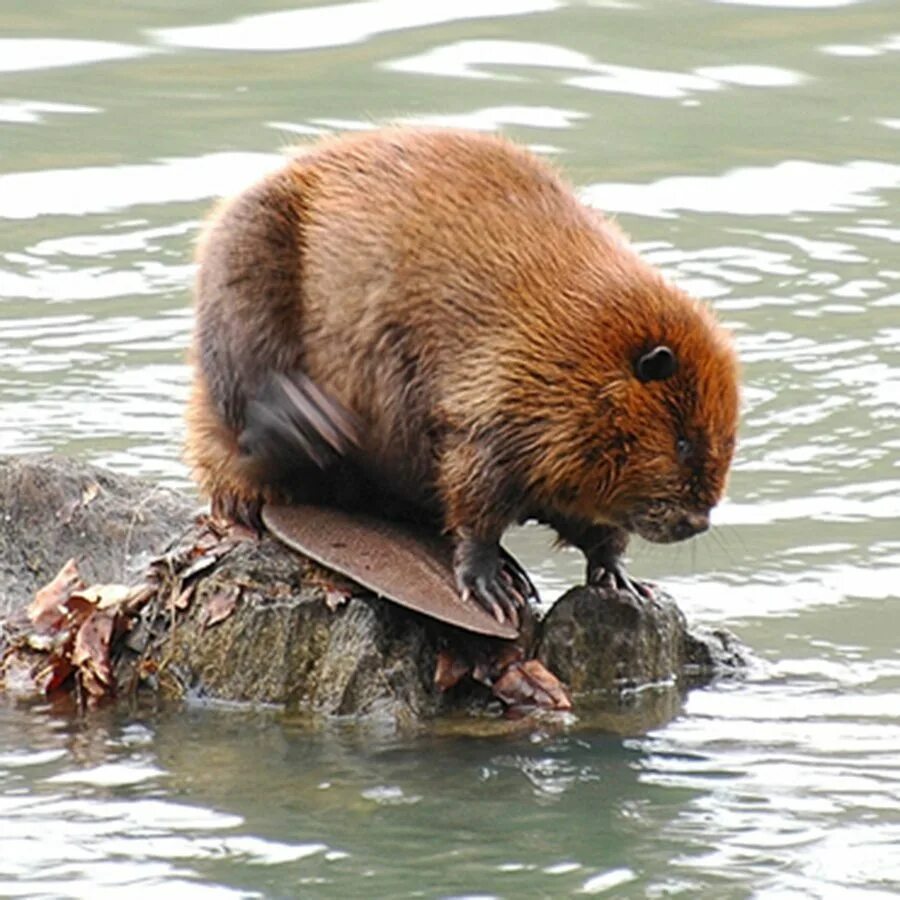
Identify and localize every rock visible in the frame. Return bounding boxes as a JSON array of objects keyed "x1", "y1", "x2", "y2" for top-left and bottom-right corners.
[
  {"x1": 0, "y1": 455, "x2": 195, "y2": 617},
  {"x1": 155, "y1": 533, "x2": 457, "y2": 726},
  {"x1": 536, "y1": 584, "x2": 747, "y2": 697},
  {"x1": 0, "y1": 455, "x2": 748, "y2": 729}
]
